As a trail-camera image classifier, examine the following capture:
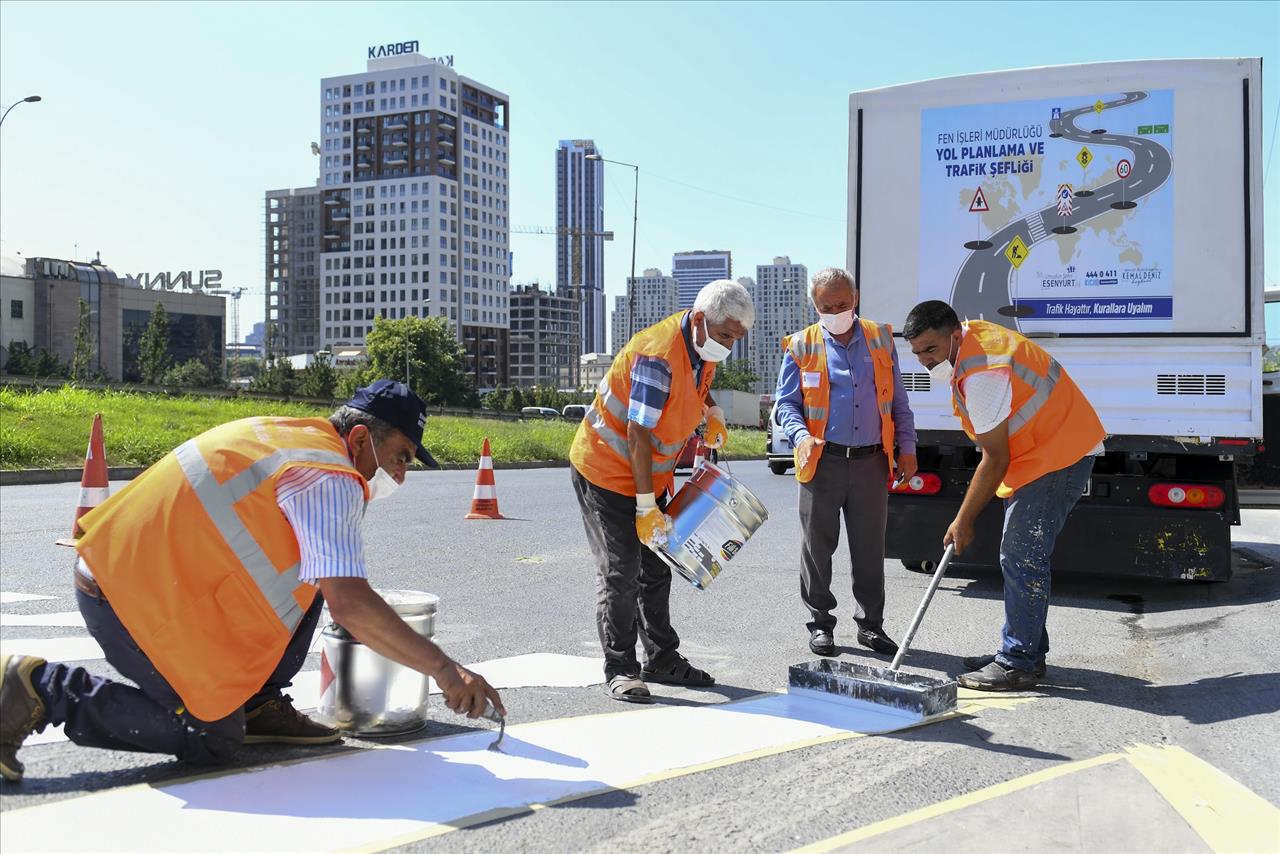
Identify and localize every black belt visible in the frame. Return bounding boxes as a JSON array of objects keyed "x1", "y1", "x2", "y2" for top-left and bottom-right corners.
[{"x1": 823, "y1": 441, "x2": 882, "y2": 459}]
